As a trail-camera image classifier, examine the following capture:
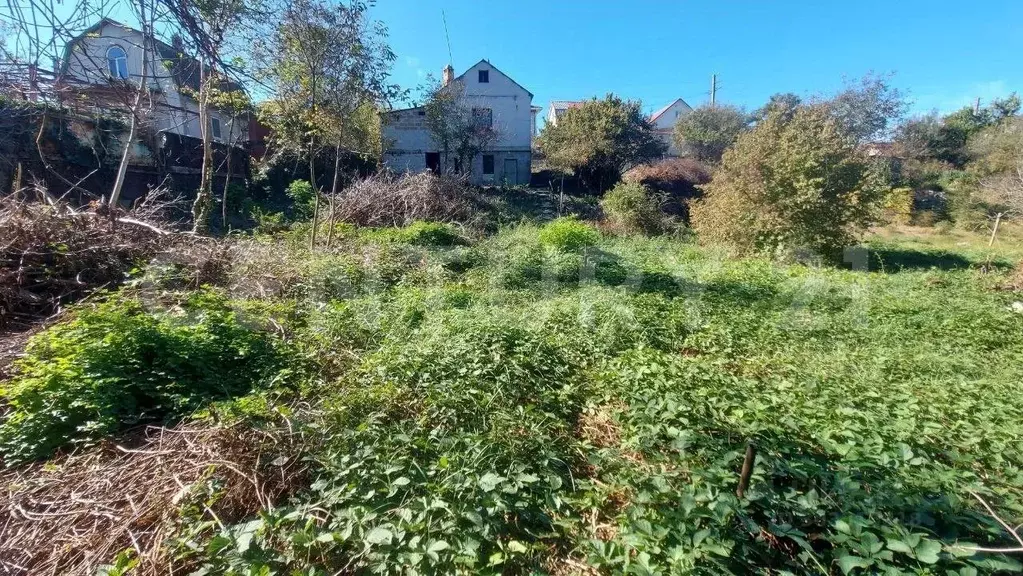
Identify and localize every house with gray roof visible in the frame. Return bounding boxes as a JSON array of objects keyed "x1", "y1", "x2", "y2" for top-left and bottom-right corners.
[{"x1": 58, "y1": 18, "x2": 247, "y2": 146}]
